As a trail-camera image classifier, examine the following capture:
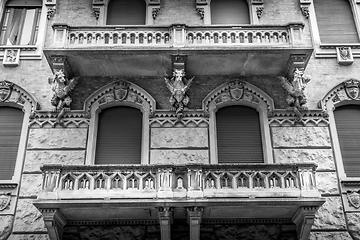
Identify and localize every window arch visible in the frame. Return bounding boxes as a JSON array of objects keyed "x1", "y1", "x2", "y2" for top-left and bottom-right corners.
[
  {"x1": 203, "y1": 80, "x2": 274, "y2": 164},
  {"x1": 216, "y1": 105, "x2": 263, "y2": 163},
  {"x1": 210, "y1": 0, "x2": 250, "y2": 24},
  {"x1": 95, "y1": 106, "x2": 142, "y2": 164},
  {"x1": 85, "y1": 80, "x2": 156, "y2": 165},
  {"x1": 0, "y1": 106, "x2": 24, "y2": 180},
  {"x1": 313, "y1": 0, "x2": 359, "y2": 43},
  {"x1": 106, "y1": 0, "x2": 146, "y2": 25},
  {"x1": 0, "y1": 0, "x2": 42, "y2": 45}
]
